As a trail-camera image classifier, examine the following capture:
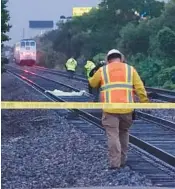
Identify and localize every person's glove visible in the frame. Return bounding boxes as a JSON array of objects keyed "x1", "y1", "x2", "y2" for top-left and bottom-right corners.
[
  {"x1": 89, "y1": 62, "x2": 105, "y2": 77},
  {"x1": 89, "y1": 68, "x2": 97, "y2": 77},
  {"x1": 99, "y1": 61, "x2": 105, "y2": 67},
  {"x1": 95, "y1": 62, "x2": 104, "y2": 70}
]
